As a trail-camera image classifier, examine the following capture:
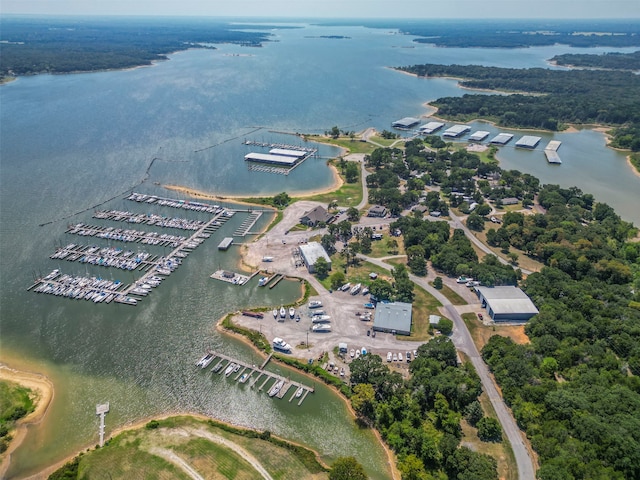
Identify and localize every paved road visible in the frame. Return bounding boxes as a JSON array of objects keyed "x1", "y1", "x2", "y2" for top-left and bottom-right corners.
[{"x1": 359, "y1": 254, "x2": 536, "y2": 480}]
